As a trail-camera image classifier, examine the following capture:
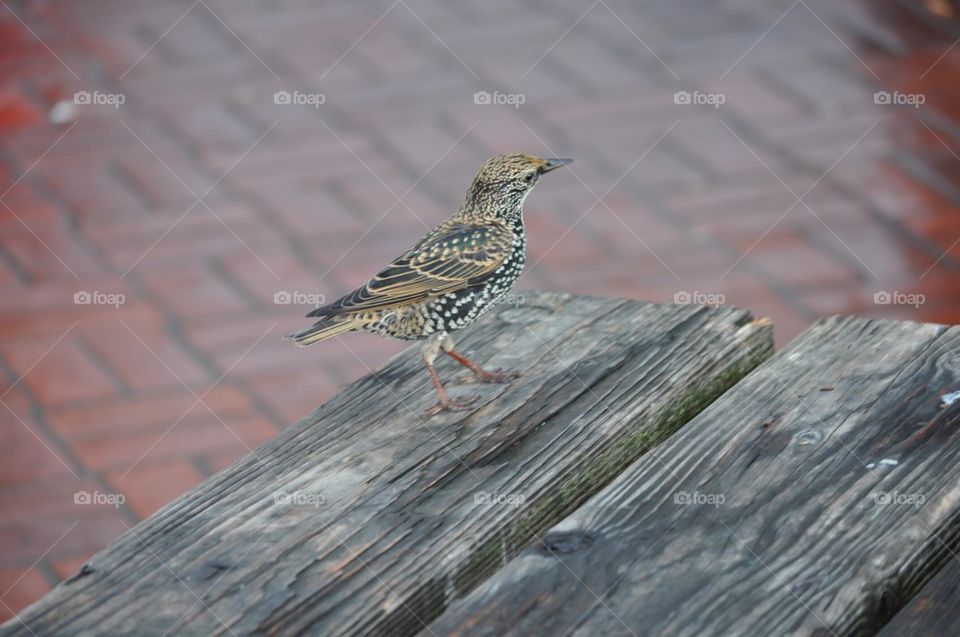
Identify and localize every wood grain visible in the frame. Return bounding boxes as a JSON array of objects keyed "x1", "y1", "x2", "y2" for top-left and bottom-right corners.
[
  {"x1": 0, "y1": 293, "x2": 771, "y2": 637},
  {"x1": 877, "y1": 557, "x2": 960, "y2": 635},
  {"x1": 426, "y1": 316, "x2": 960, "y2": 637}
]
